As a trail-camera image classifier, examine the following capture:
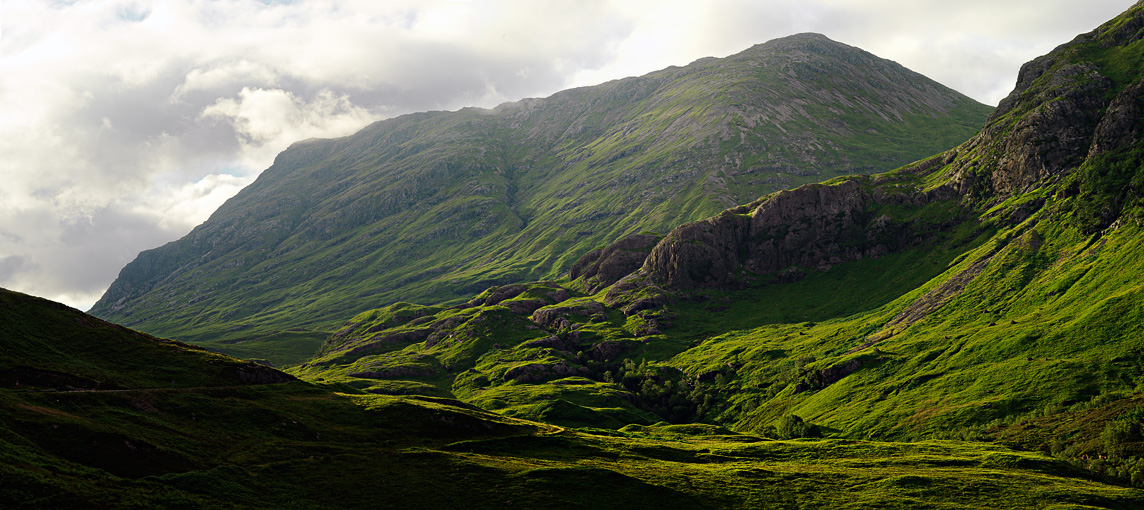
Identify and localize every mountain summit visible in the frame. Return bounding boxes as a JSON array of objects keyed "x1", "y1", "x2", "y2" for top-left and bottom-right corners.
[{"x1": 91, "y1": 34, "x2": 991, "y2": 365}]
